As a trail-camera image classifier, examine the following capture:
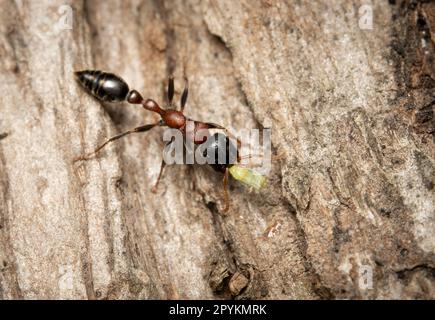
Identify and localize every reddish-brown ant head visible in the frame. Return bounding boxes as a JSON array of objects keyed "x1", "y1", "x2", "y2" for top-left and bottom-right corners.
[{"x1": 163, "y1": 110, "x2": 186, "y2": 129}]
